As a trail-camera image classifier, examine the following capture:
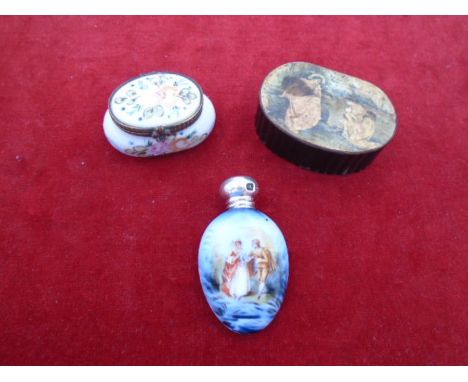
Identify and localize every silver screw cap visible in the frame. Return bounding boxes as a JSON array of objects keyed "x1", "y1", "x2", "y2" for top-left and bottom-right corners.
[{"x1": 220, "y1": 176, "x2": 259, "y2": 209}]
